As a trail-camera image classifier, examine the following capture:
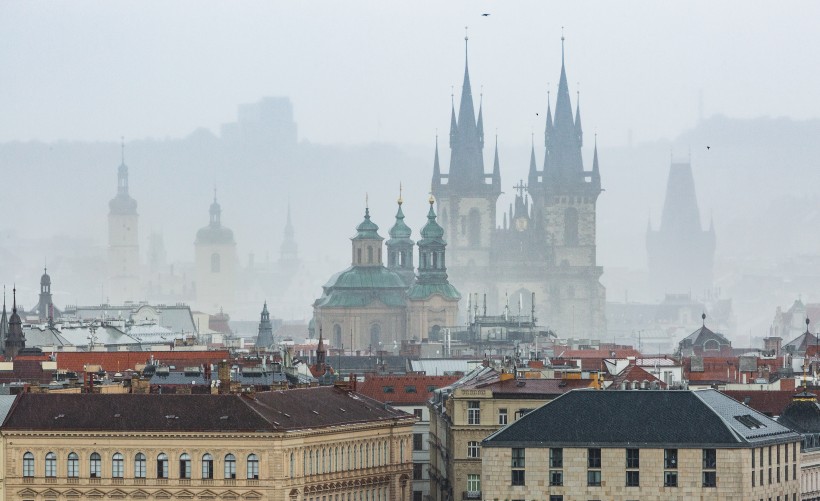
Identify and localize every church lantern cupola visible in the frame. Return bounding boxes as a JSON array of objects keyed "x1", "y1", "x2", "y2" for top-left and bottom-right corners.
[
  {"x1": 351, "y1": 199, "x2": 384, "y2": 267},
  {"x1": 386, "y1": 186, "x2": 415, "y2": 285}
]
